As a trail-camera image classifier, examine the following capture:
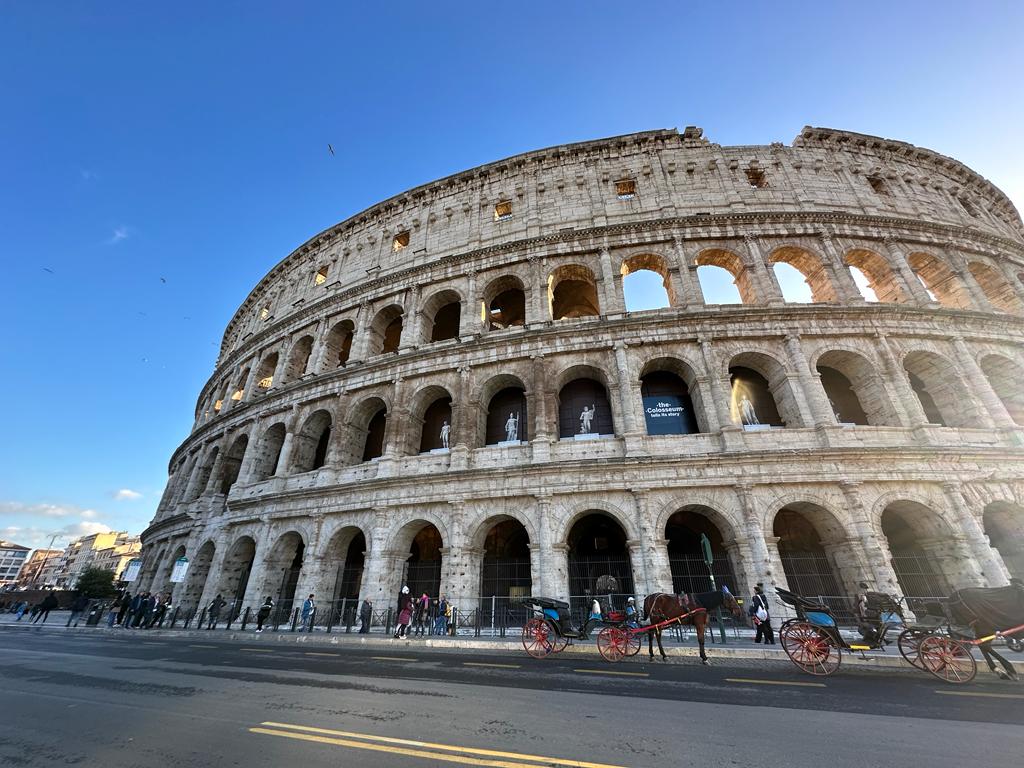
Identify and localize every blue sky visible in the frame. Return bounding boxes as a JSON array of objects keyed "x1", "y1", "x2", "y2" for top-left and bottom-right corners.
[{"x1": 1, "y1": 2, "x2": 1022, "y2": 549}]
